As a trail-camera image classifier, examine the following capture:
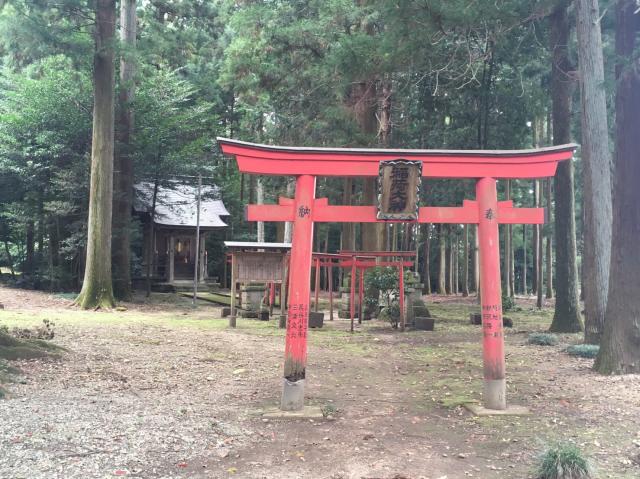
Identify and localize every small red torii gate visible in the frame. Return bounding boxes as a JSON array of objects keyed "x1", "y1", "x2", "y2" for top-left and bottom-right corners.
[
  {"x1": 218, "y1": 138, "x2": 576, "y2": 412},
  {"x1": 311, "y1": 251, "x2": 415, "y2": 331}
]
